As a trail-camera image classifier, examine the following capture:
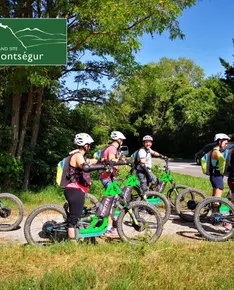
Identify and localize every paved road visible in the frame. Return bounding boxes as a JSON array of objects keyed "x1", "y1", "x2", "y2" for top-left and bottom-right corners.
[
  {"x1": 153, "y1": 158, "x2": 227, "y2": 181},
  {"x1": 154, "y1": 158, "x2": 208, "y2": 178}
]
